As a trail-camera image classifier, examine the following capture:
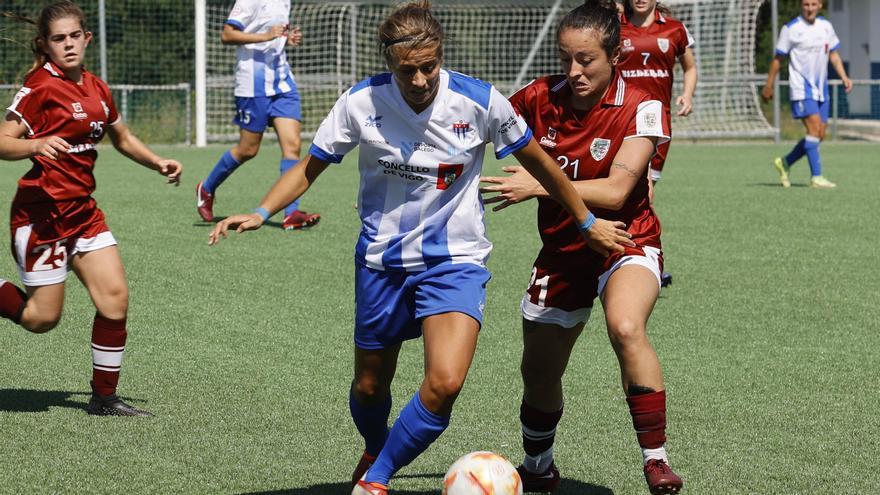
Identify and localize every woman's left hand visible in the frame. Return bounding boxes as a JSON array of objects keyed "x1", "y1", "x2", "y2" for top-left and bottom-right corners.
[
  {"x1": 676, "y1": 95, "x2": 693, "y2": 116},
  {"x1": 480, "y1": 166, "x2": 544, "y2": 211},
  {"x1": 156, "y1": 159, "x2": 182, "y2": 185},
  {"x1": 287, "y1": 26, "x2": 303, "y2": 46}
]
